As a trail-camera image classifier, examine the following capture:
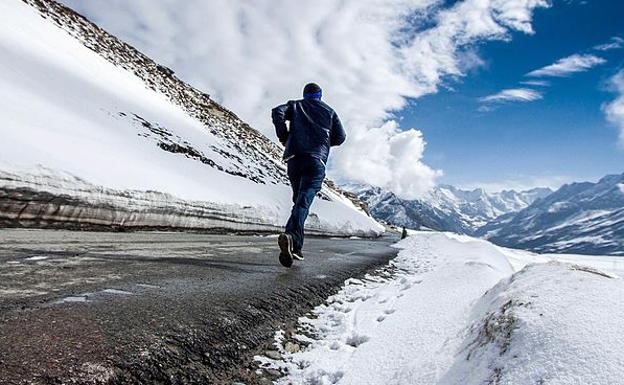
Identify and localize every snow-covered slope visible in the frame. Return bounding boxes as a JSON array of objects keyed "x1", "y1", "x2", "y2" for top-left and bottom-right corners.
[
  {"x1": 348, "y1": 184, "x2": 551, "y2": 234},
  {"x1": 0, "y1": 0, "x2": 382, "y2": 235},
  {"x1": 258, "y1": 232, "x2": 624, "y2": 385},
  {"x1": 478, "y1": 173, "x2": 624, "y2": 255}
]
